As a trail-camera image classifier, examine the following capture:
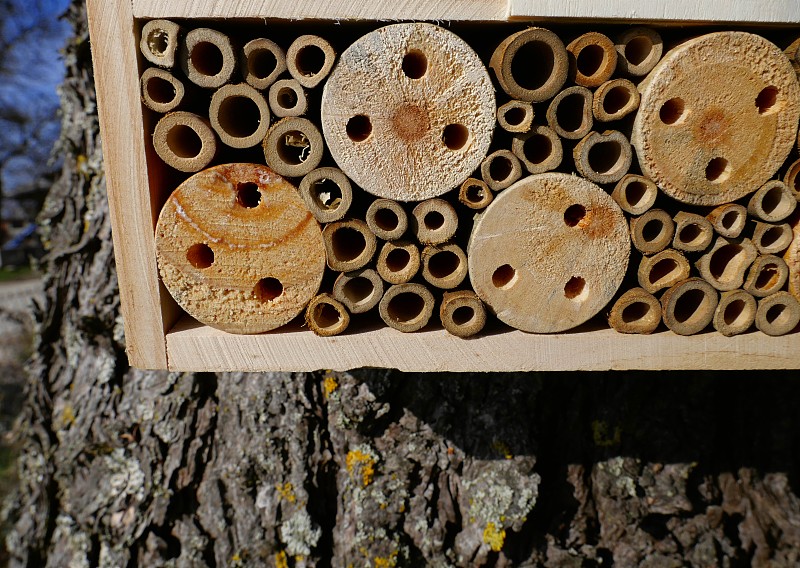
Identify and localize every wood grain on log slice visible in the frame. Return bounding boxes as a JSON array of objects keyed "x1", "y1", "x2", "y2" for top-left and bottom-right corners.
[
  {"x1": 411, "y1": 199, "x2": 458, "y2": 245},
  {"x1": 268, "y1": 79, "x2": 308, "y2": 118},
  {"x1": 566, "y1": 32, "x2": 617, "y2": 87},
  {"x1": 637, "y1": 249, "x2": 690, "y2": 294},
  {"x1": 332, "y1": 268, "x2": 384, "y2": 314},
  {"x1": 376, "y1": 240, "x2": 420, "y2": 284},
  {"x1": 379, "y1": 282, "x2": 435, "y2": 332},
  {"x1": 152, "y1": 111, "x2": 217, "y2": 173},
  {"x1": 632, "y1": 32, "x2": 800, "y2": 206},
  {"x1": 743, "y1": 255, "x2": 789, "y2": 297},
  {"x1": 286, "y1": 35, "x2": 336, "y2": 89},
  {"x1": 546, "y1": 86, "x2": 593, "y2": 140},
  {"x1": 209, "y1": 83, "x2": 271, "y2": 149},
  {"x1": 263, "y1": 117, "x2": 324, "y2": 178},
  {"x1": 593, "y1": 78, "x2": 640, "y2": 122},
  {"x1": 321, "y1": 23, "x2": 495, "y2": 201},
  {"x1": 785, "y1": 37, "x2": 800, "y2": 77},
  {"x1": 421, "y1": 243, "x2": 468, "y2": 289},
  {"x1": 481, "y1": 149, "x2": 523, "y2": 191},
  {"x1": 786, "y1": 213, "x2": 800, "y2": 300},
  {"x1": 468, "y1": 173, "x2": 630, "y2": 333},
  {"x1": 241, "y1": 38, "x2": 286, "y2": 90},
  {"x1": 366, "y1": 199, "x2": 408, "y2": 241},
  {"x1": 661, "y1": 277, "x2": 718, "y2": 336},
  {"x1": 713, "y1": 289, "x2": 757, "y2": 336},
  {"x1": 512, "y1": 125, "x2": 563, "y2": 175},
  {"x1": 179, "y1": 28, "x2": 235, "y2": 89},
  {"x1": 607, "y1": 287, "x2": 661, "y2": 334},
  {"x1": 784, "y1": 158, "x2": 800, "y2": 199},
  {"x1": 497, "y1": 100, "x2": 534, "y2": 133},
  {"x1": 611, "y1": 174, "x2": 657, "y2": 215},
  {"x1": 747, "y1": 180, "x2": 796, "y2": 222},
  {"x1": 615, "y1": 27, "x2": 663, "y2": 77},
  {"x1": 305, "y1": 293, "x2": 349, "y2": 336},
  {"x1": 458, "y1": 178, "x2": 493, "y2": 210},
  {"x1": 753, "y1": 221, "x2": 793, "y2": 255},
  {"x1": 439, "y1": 290, "x2": 487, "y2": 337},
  {"x1": 298, "y1": 167, "x2": 353, "y2": 224},
  {"x1": 155, "y1": 163, "x2": 325, "y2": 334},
  {"x1": 756, "y1": 291, "x2": 800, "y2": 336},
  {"x1": 629, "y1": 209, "x2": 674, "y2": 255},
  {"x1": 573, "y1": 130, "x2": 632, "y2": 184},
  {"x1": 672, "y1": 211, "x2": 714, "y2": 253},
  {"x1": 696, "y1": 237, "x2": 758, "y2": 291},
  {"x1": 141, "y1": 67, "x2": 184, "y2": 113},
  {"x1": 322, "y1": 219, "x2": 377, "y2": 272},
  {"x1": 706, "y1": 203, "x2": 747, "y2": 238},
  {"x1": 490, "y1": 28, "x2": 568, "y2": 102},
  {"x1": 140, "y1": 19, "x2": 180, "y2": 68}
]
